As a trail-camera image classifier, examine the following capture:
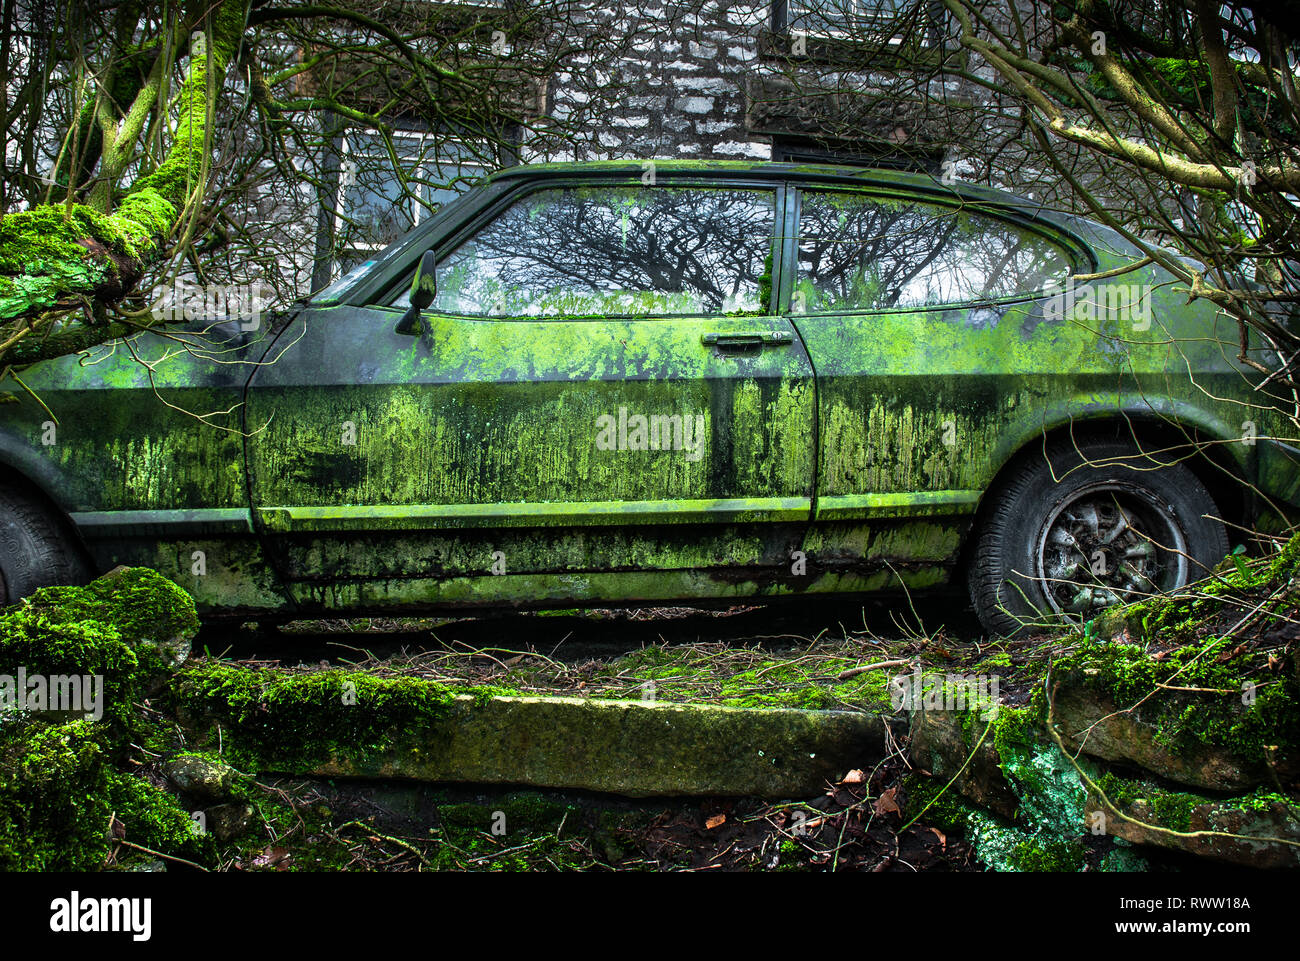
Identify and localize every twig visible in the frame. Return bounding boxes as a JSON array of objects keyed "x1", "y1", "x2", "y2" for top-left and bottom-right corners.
[
  {"x1": 113, "y1": 838, "x2": 211, "y2": 872},
  {"x1": 838, "y1": 658, "x2": 913, "y2": 680}
]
